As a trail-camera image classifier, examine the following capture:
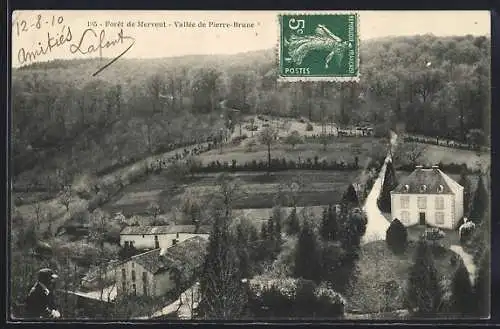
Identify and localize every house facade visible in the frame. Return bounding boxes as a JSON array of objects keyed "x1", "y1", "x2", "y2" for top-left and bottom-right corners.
[
  {"x1": 120, "y1": 225, "x2": 210, "y2": 250},
  {"x1": 390, "y1": 165, "x2": 464, "y2": 229},
  {"x1": 116, "y1": 236, "x2": 208, "y2": 298}
]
